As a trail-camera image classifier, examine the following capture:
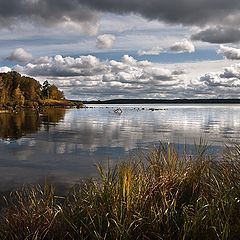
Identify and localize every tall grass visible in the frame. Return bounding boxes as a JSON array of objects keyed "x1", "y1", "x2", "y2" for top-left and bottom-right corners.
[{"x1": 1, "y1": 142, "x2": 240, "y2": 239}]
